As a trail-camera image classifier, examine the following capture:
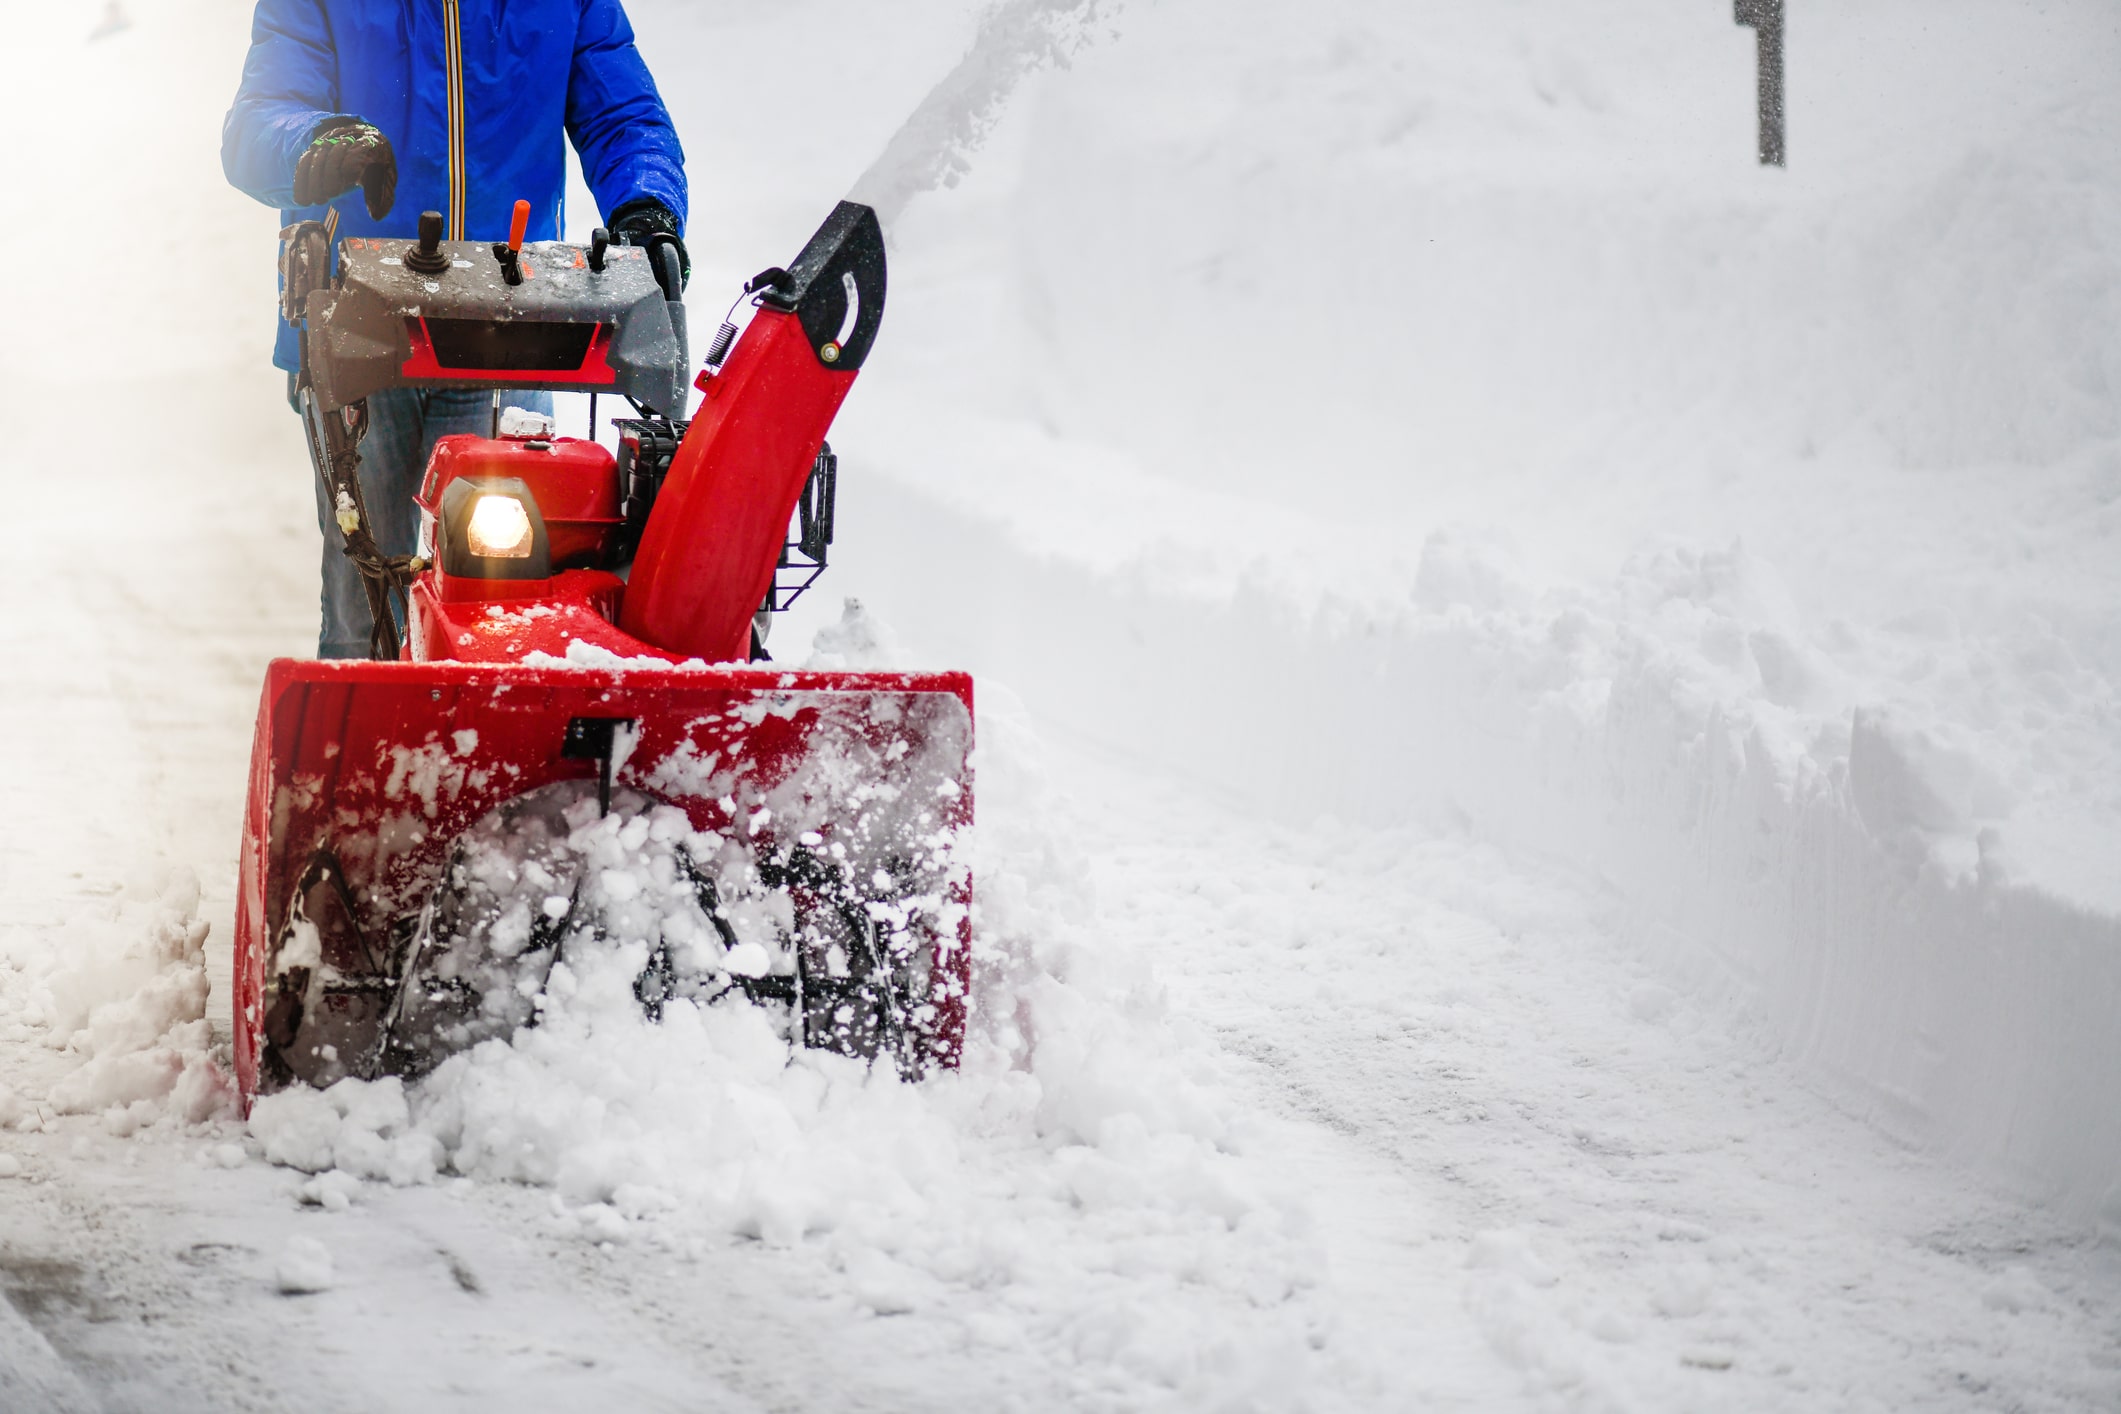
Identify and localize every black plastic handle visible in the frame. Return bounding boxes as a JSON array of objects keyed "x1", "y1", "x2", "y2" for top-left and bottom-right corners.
[{"x1": 651, "y1": 243, "x2": 683, "y2": 303}]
